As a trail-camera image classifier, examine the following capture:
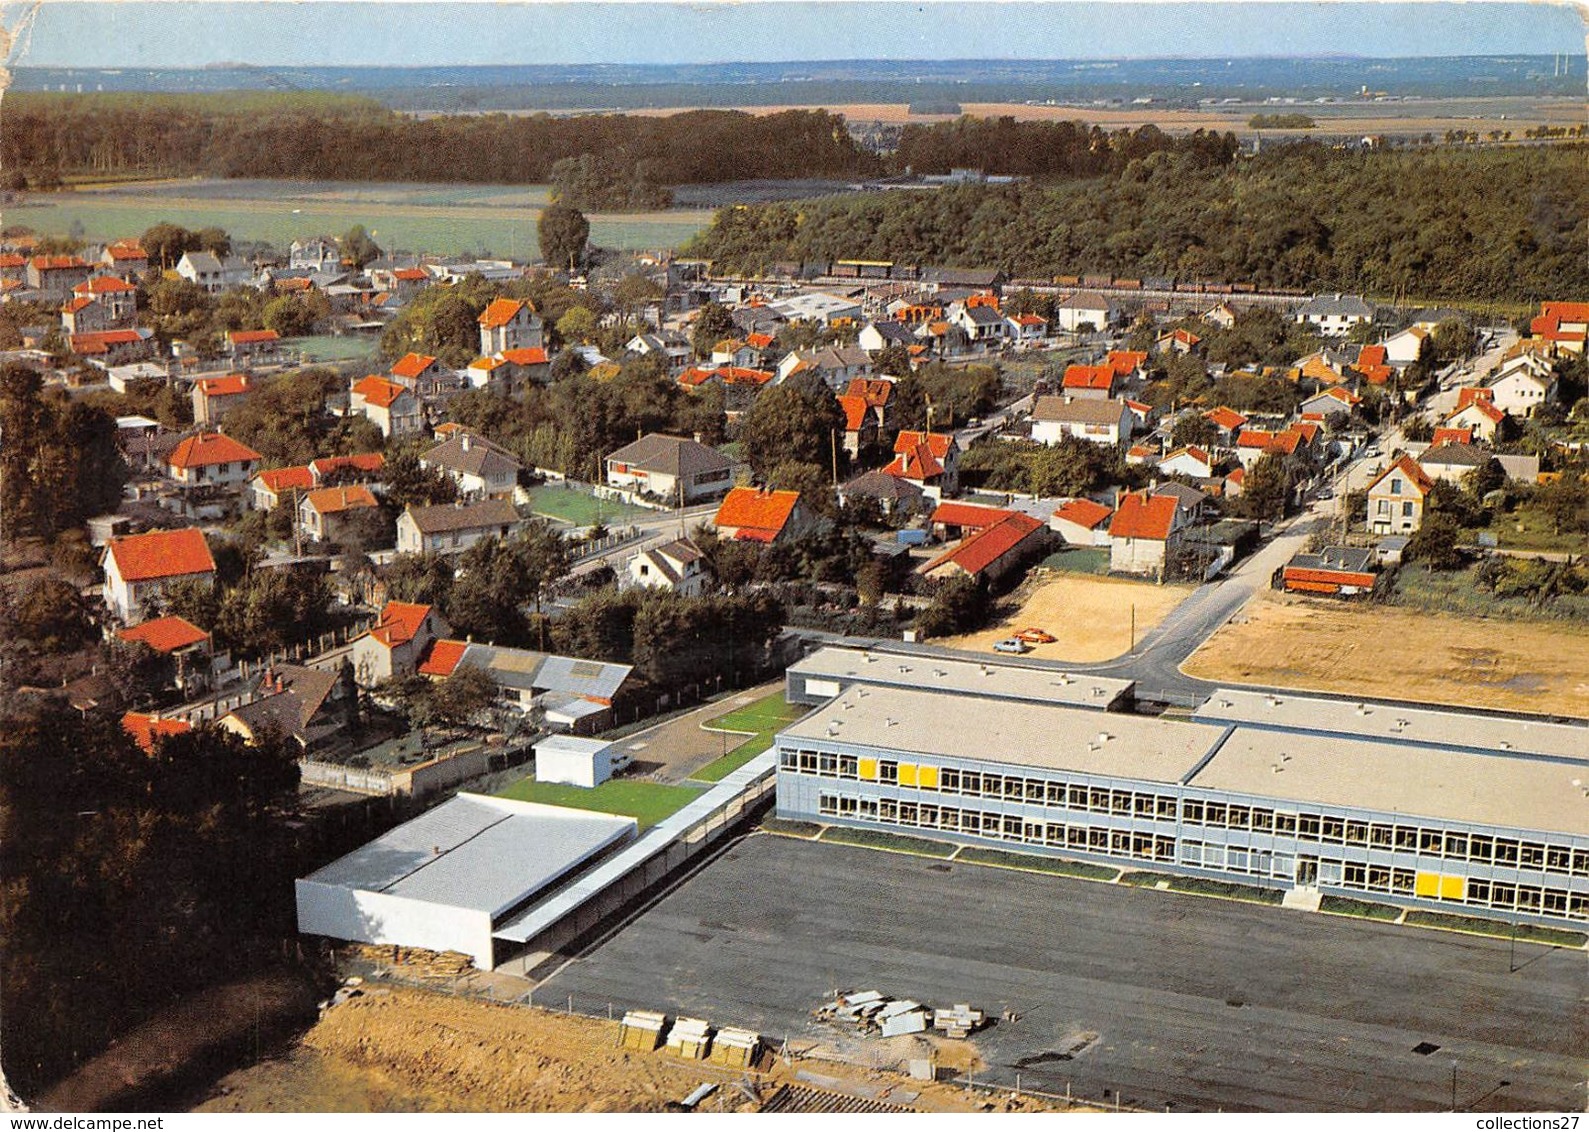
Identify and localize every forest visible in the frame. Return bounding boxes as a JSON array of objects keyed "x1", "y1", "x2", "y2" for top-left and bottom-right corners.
[{"x1": 685, "y1": 142, "x2": 1589, "y2": 303}]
